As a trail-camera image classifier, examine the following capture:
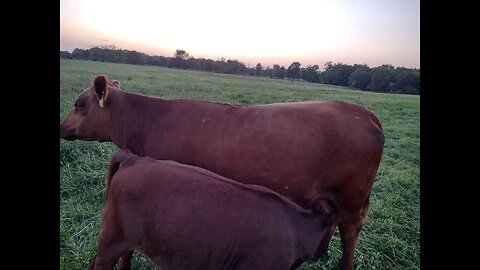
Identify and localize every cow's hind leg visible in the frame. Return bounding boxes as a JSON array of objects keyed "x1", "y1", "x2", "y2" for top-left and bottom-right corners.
[
  {"x1": 337, "y1": 202, "x2": 370, "y2": 270},
  {"x1": 337, "y1": 221, "x2": 362, "y2": 270},
  {"x1": 118, "y1": 250, "x2": 135, "y2": 270},
  {"x1": 89, "y1": 246, "x2": 124, "y2": 270}
]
